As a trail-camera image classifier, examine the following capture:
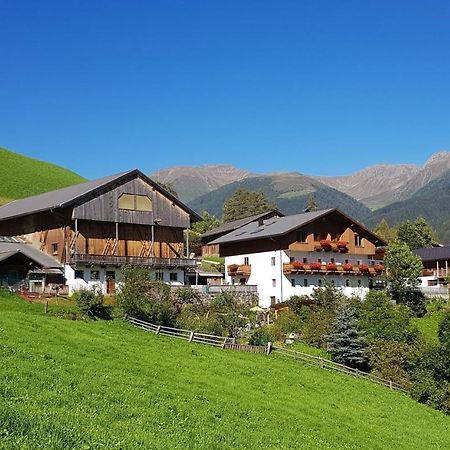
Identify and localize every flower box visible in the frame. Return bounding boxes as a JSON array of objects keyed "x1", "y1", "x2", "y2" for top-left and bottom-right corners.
[
  {"x1": 337, "y1": 241, "x2": 348, "y2": 249},
  {"x1": 310, "y1": 262, "x2": 322, "y2": 270},
  {"x1": 343, "y1": 263, "x2": 353, "y2": 271},
  {"x1": 314, "y1": 245, "x2": 323, "y2": 252},
  {"x1": 374, "y1": 264, "x2": 384, "y2": 273},
  {"x1": 228, "y1": 264, "x2": 239, "y2": 273},
  {"x1": 320, "y1": 239, "x2": 332, "y2": 251},
  {"x1": 292, "y1": 261, "x2": 304, "y2": 270},
  {"x1": 326, "y1": 262, "x2": 337, "y2": 271},
  {"x1": 359, "y1": 264, "x2": 369, "y2": 273}
]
